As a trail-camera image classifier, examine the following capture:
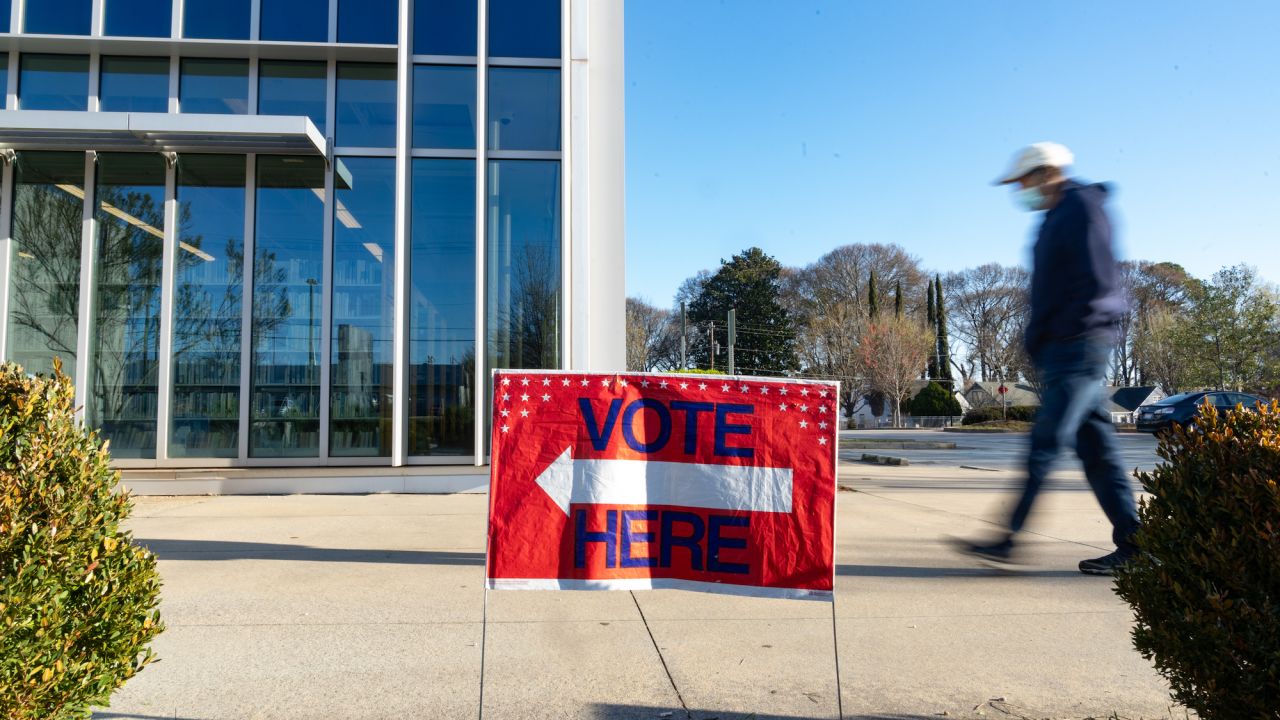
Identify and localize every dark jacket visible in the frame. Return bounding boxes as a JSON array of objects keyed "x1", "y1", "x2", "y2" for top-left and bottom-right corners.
[{"x1": 1024, "y1": 179, "x2": 1127, "y2": 359}]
